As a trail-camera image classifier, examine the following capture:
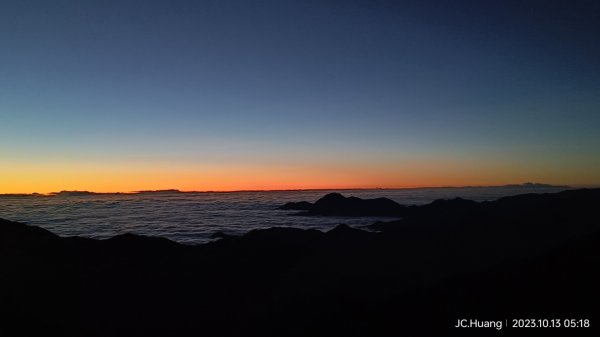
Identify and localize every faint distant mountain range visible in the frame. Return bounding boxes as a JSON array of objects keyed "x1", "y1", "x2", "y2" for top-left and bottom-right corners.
[
  {"x1": 0, "y1": 183, "x2": 572, "y2": 197},
  {"x1": 0, "y1": 189, "x2": 186, "y2": 197},
  {"x1": 49, "y1": 189, "x2": 183, "y2": 196},
  {"x1": 475, "y1": 182, "x2": 571, "y2": 189}
]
